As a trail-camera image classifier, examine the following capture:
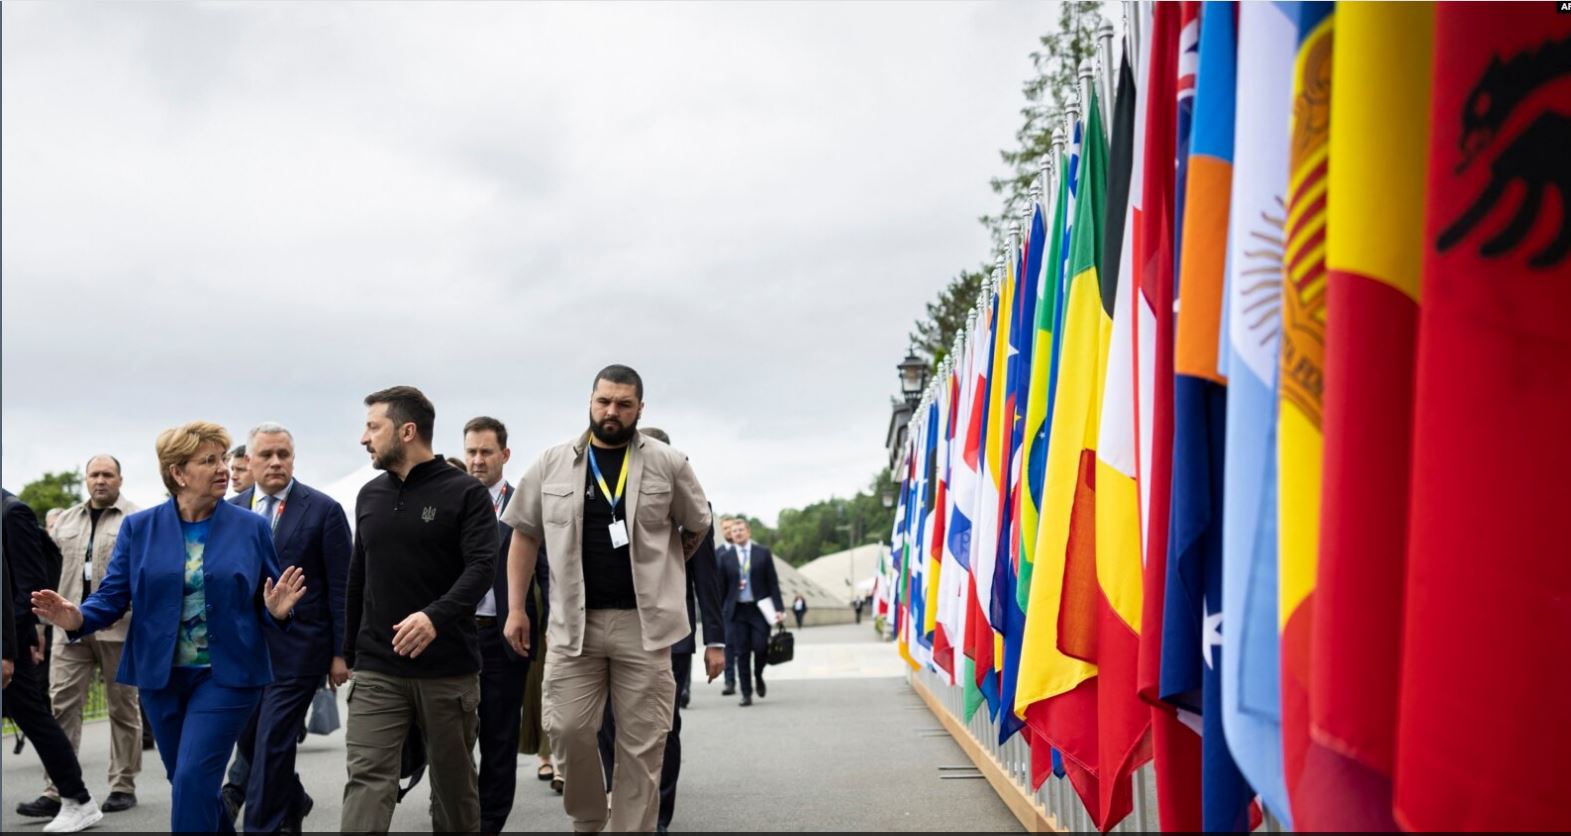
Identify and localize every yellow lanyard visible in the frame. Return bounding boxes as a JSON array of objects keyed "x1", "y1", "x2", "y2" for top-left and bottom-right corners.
[{"x1": 588, "y1": 448, "x2": 627, "y2": 513}]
